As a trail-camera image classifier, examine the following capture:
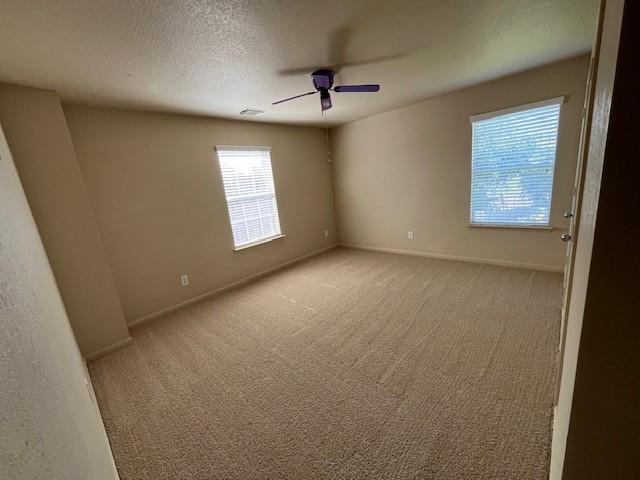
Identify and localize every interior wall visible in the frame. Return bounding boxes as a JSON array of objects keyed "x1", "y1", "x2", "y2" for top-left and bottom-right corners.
[
  {"x1": 0, "y1": 125, "x2": 119, "y2": 480},
  {"x1": 0, "y1": 84, "x2": 130, "y2": 358},
  {"x1": 330, "y1": 55, "x2": 590, "y2": 271},
  {"x1": 63, "y1": 105, "x2": 337, "y2": 323}
]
